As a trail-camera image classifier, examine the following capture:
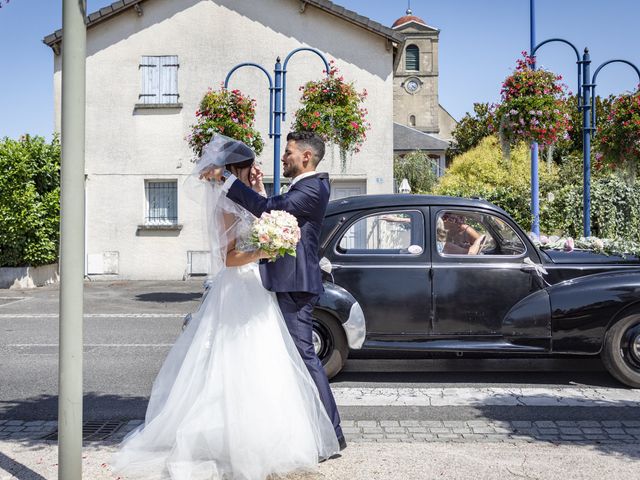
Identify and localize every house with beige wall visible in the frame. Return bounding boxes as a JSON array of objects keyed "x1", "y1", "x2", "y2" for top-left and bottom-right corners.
[{"x1": 44, "y1": 0, "x2": 454, "y2": 279}]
